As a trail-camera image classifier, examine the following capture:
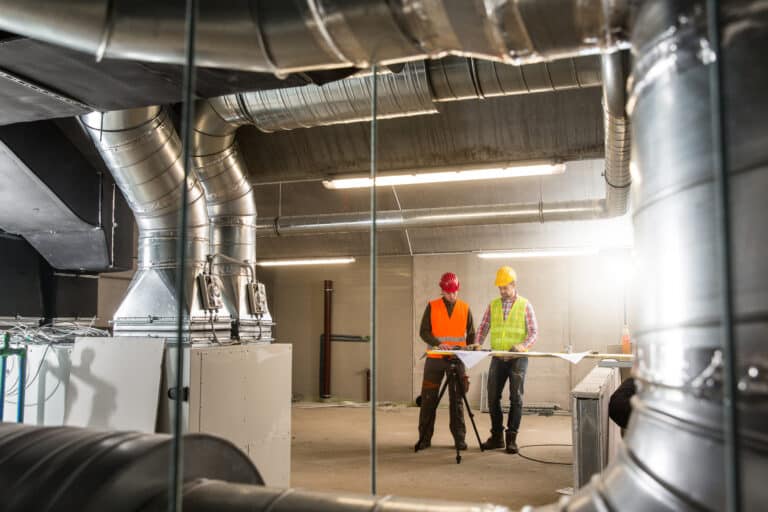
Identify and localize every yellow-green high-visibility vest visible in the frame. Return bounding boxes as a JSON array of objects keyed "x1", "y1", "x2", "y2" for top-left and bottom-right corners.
[{"x1": 490, "y1": 296, "x2": 528, "y2": 351}]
